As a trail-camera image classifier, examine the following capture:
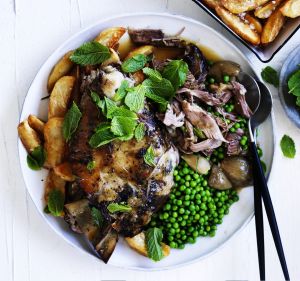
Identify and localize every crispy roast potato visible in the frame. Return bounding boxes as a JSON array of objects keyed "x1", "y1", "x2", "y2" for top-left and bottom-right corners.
[
  {"x1": 44, "y1": 117, "x2": 65, "y2": 168},
  {"x1": 28, "y1": 114, "x2": 45, "y2": 136},
  {"x1": 125, "y1": 45, "x2": 154, "y2": 60},
  {"x1": 132, "y1": 70, "x2": 145, "y2": 85},
  {"x1": 220, "y1": 0, "x2": 266, "y2": 13},
  {"x1": 94, "y1": 27, "x2": 126, "y2": 49},
  {"x1": 244, "y1": 14, "x2": 263, "y2": 34},
  {"x1": 201, "y1": 0, "x2": 220, "y2": 8},
  {"x1": 215, "y1": 7, "x2": 261, "y2": 45},
  {"x1": 261, "y1": 7, "x2": 286, "y2": 44},
  {"x1": 125, "y1": 232, "x2": 170, "y2": 258},
  {"x1": 44, "y1": 169, "x2": 66, "y2": 202},
  {"x1": 53, "y1": 162, "x2": 75, "y2": 181},
  {"x1": 47, "y1": 51, "x2": 74, "y2": 92},
  {"x1": 254, "y1": 0, "x2": 283, "y2": 18},
  {"x1": 18, "y1": 119, "x2": 41, "y2": 153},
  {"x1": 102, "y1": 48, "x2": 121, "y2": 66},
  {"x1": 48, "y1": 76, "x2": 75, "y2": 118},
  {"x1": 280, "y1": 0, "x2": 300, "y2": 18}
]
